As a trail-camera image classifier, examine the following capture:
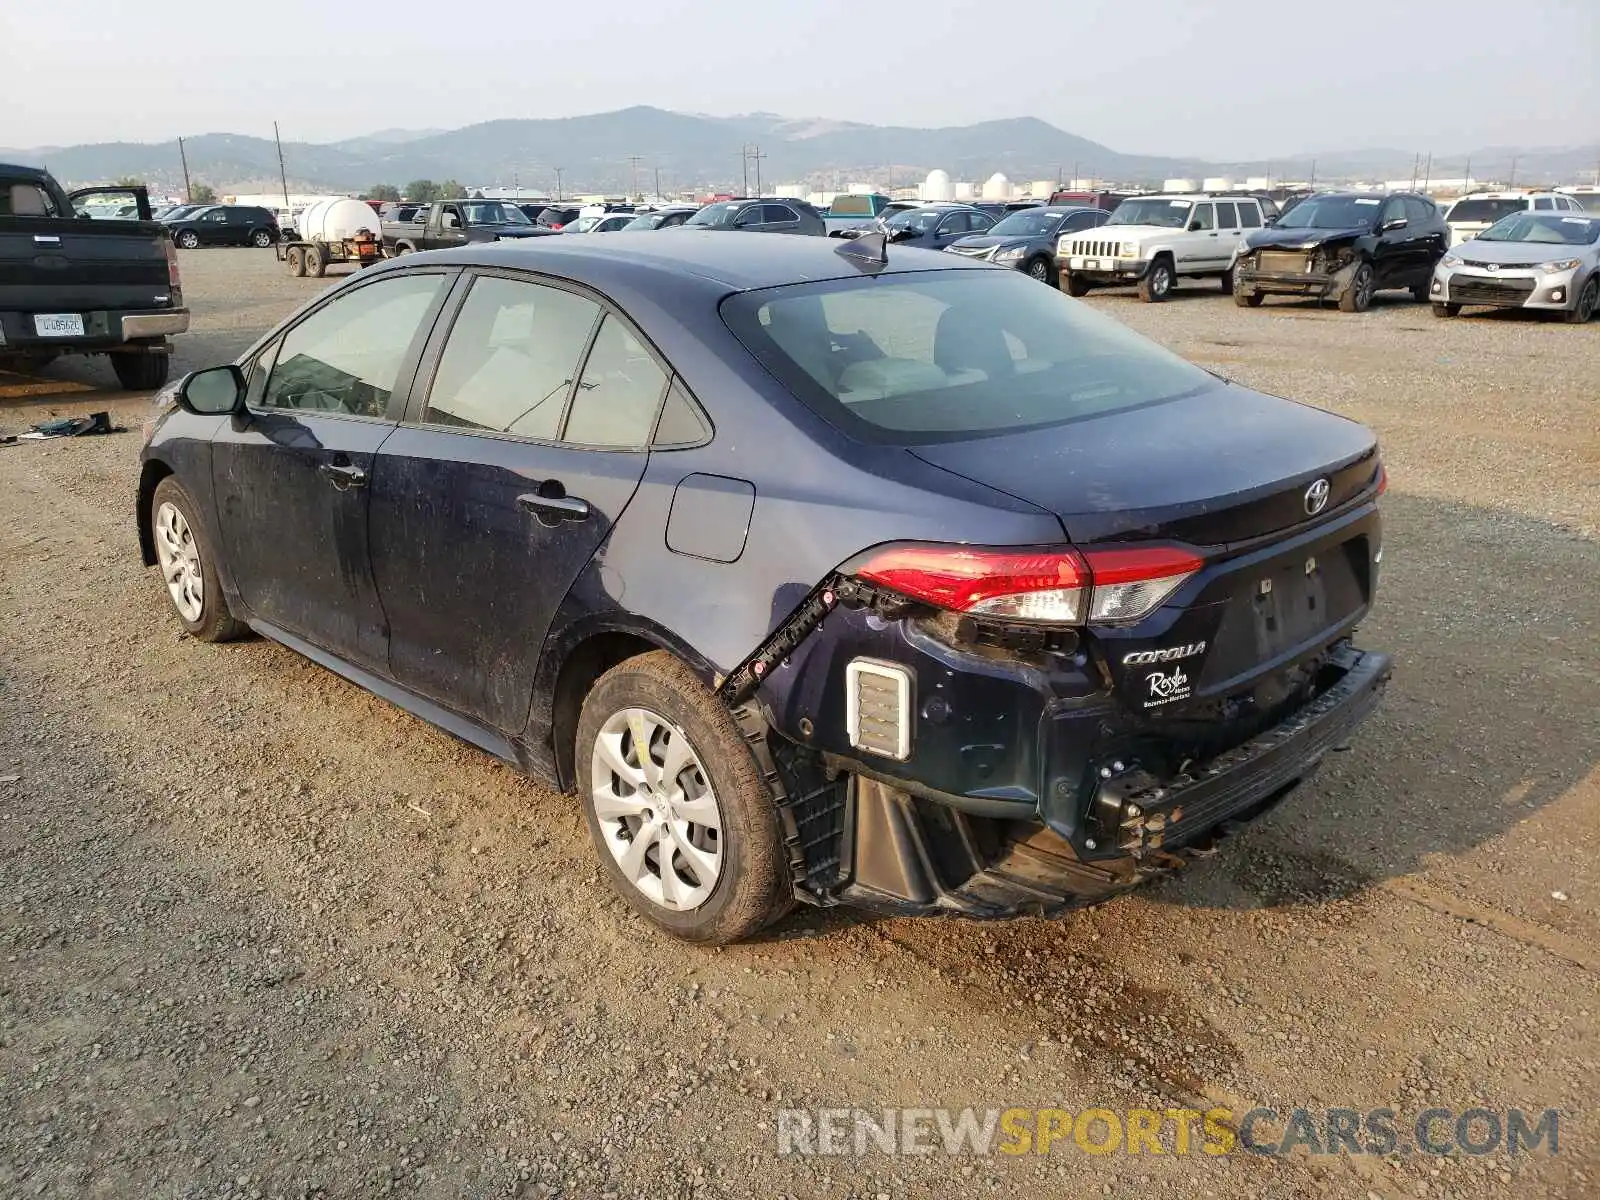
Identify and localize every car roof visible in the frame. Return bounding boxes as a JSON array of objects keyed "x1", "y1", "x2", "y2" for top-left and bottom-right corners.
[
  {"x1": 408, "y1": 230, "x2": 992, "y2": 293},
  {"x1": 1455, "y1": 191, "x2": 1556, "y2": 200}
]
